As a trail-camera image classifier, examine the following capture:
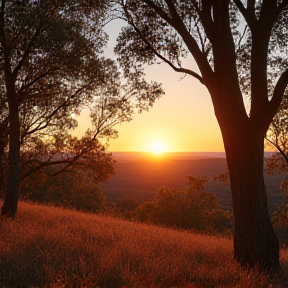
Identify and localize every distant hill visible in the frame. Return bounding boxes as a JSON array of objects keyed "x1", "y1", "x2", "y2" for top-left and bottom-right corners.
[
  {"x1": 111, "y1": 151, "x2": 226, "y2": 162},
  {"x1": 101, "y1": 152, "x2": 286, "y2": 213}
]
